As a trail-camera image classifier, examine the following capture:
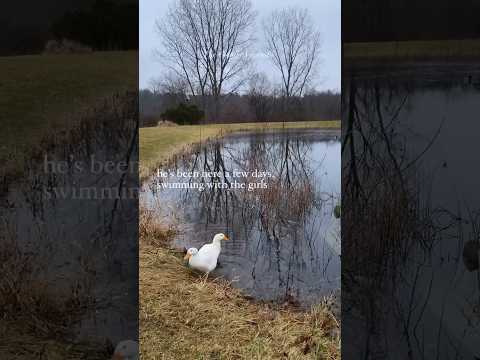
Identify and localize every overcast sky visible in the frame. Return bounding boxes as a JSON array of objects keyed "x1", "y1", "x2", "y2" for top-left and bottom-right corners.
[{"x1": 140, "y1": 0, "x2": 340, "y2": 92}]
